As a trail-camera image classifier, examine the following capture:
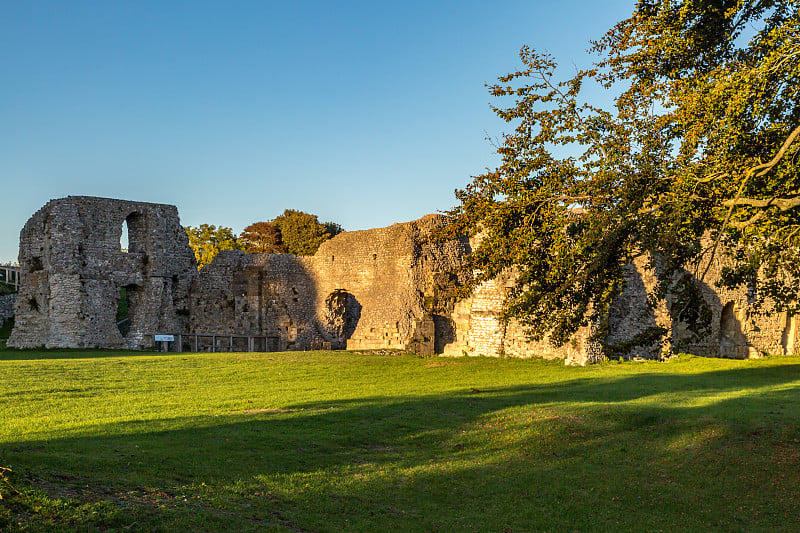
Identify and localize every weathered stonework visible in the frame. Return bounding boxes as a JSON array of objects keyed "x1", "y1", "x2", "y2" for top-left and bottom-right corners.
[
  {"x1": 9, "y1": 196, "x2": 797, "y2": 363},
  {"x1": 188, "y1": 252, "x2": 323, "y2": 351},
  {"x1": 8, "y1": 196, "x2": 197, "y2": 349},
  {"x1": 188, "y1": 215, "x2": 470, "y2": 354},
  {"x1": 440, "y1": 271, "x2": 604, "y2": 364},
  {"x1": 600, "y1": 251, "x2": 798, "y2": 360},
  {"x1": 443, "y1": 249, "x2": 797, "y2": 364}
]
